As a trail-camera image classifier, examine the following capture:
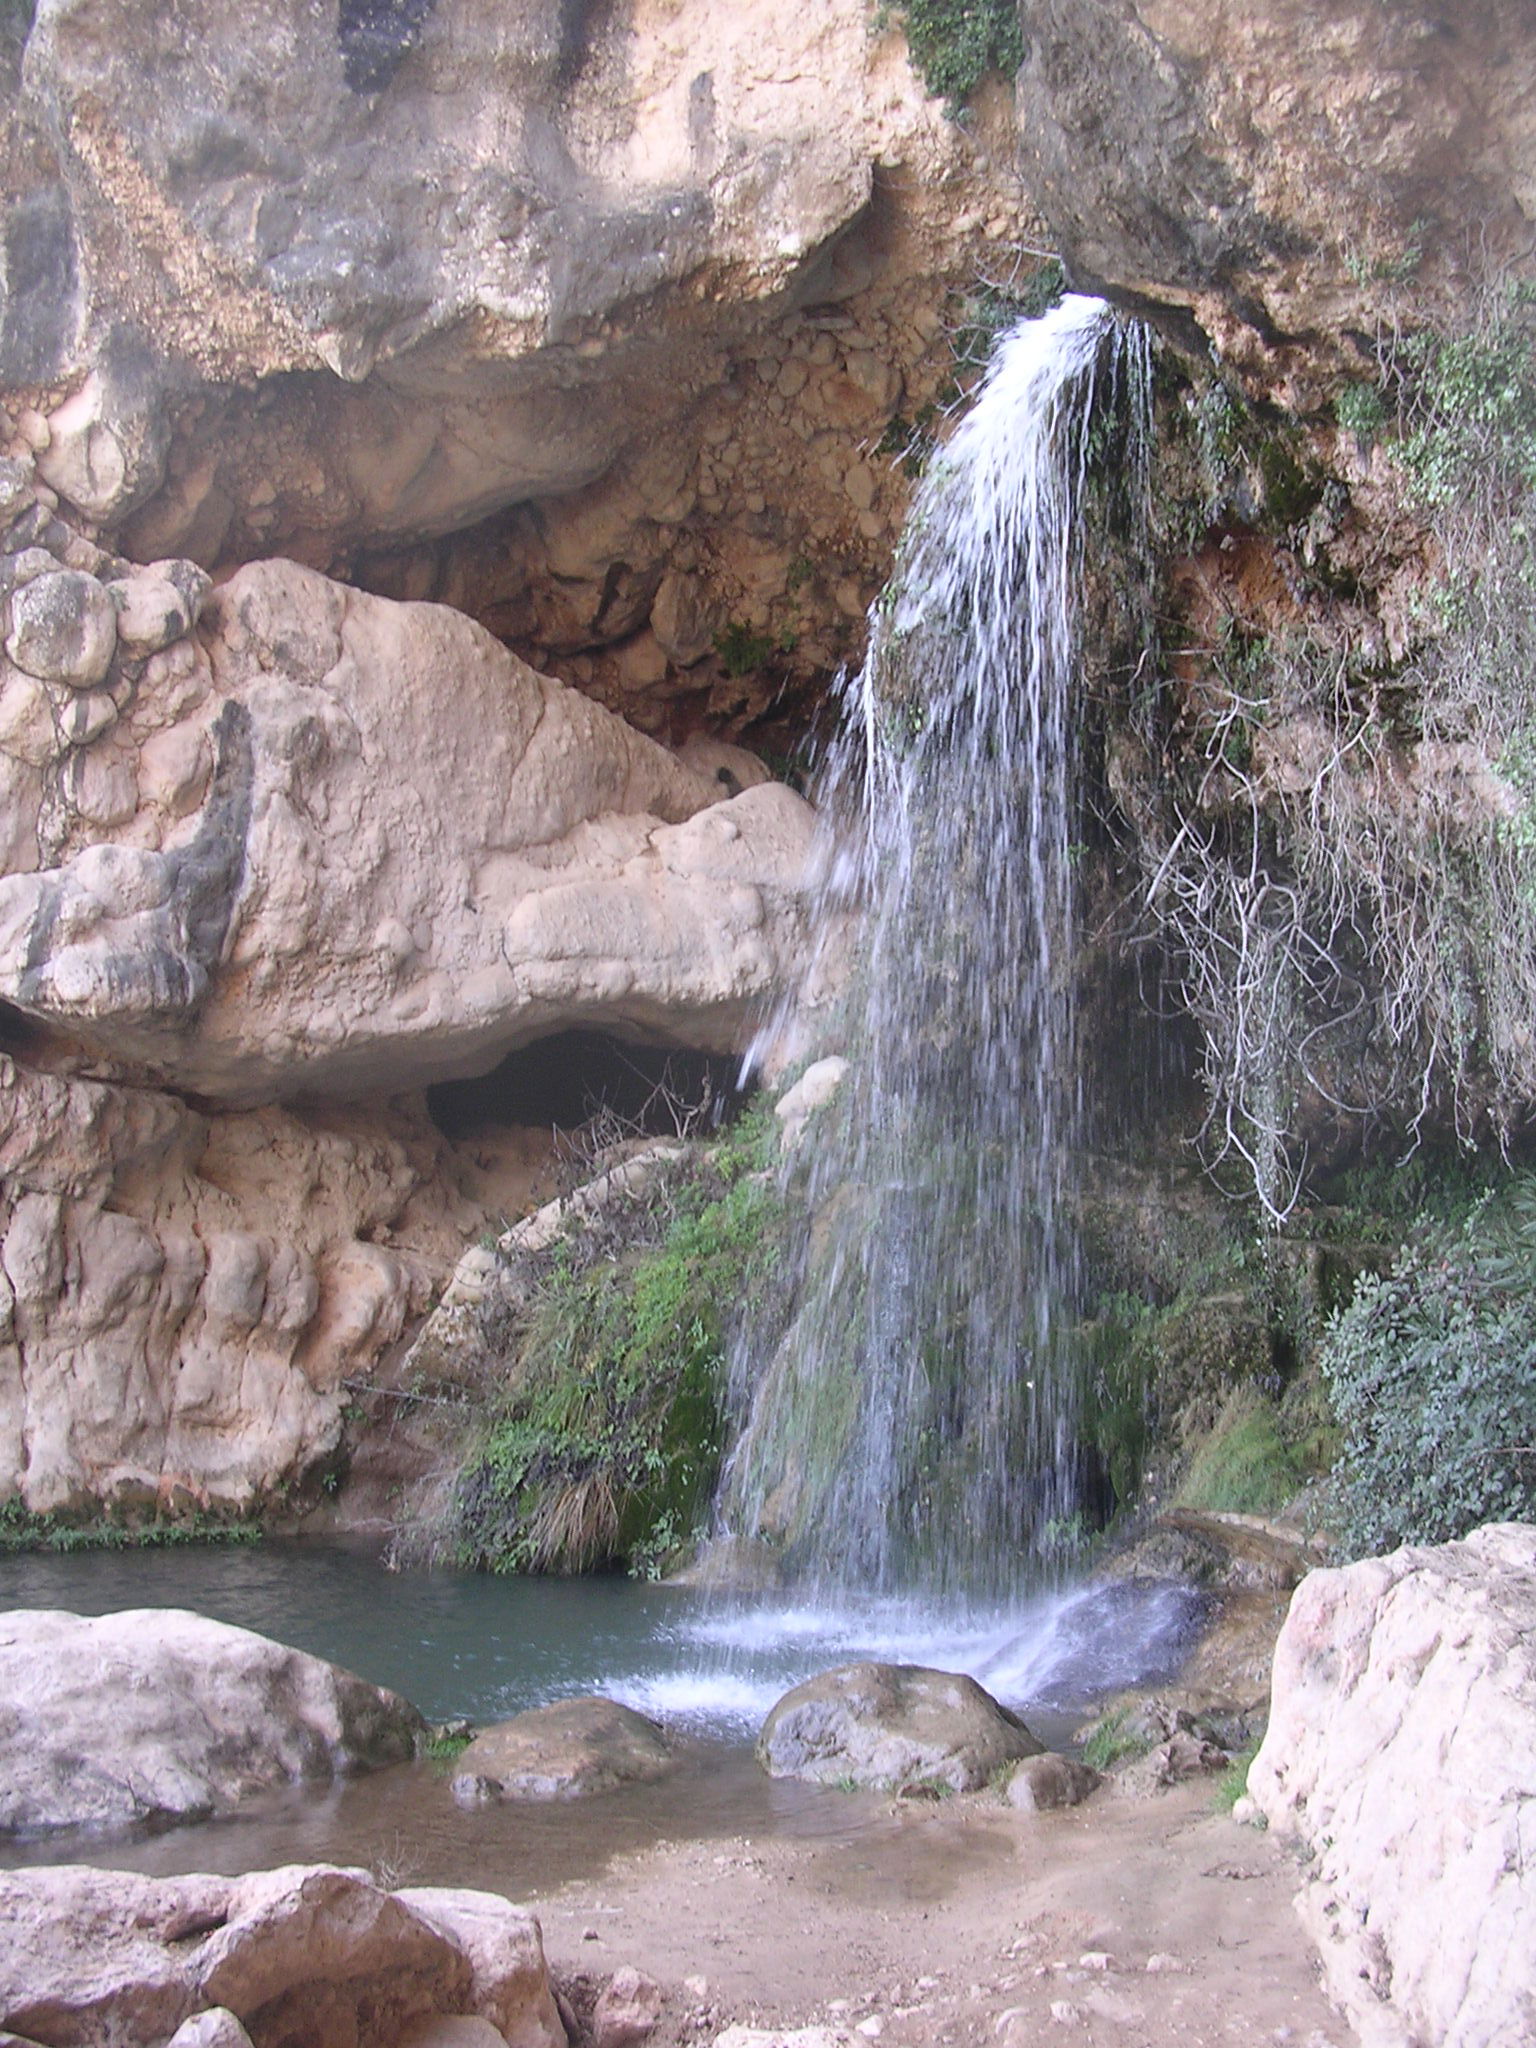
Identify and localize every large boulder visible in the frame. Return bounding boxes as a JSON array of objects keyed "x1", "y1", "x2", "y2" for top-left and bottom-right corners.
[
  {"x1": 0, "y1": 558, "x2": 817, "y2": 1103},
  {"x1": 1248, "y1": 1523, "x2": 1536, "y2": 2048},
  {"x1": 756, "y1": 1663, "x2": 1043, "y2": 1793},
  {"x1": 0, "y1": 1608, "x2": 427, "y2": 1837},
  {"x1": 450, "y1": 1698, "x2": 673, "y2": 1805},
  {"x1": 0, "y1": 1862, "x2": 566, "y2": 2048}
]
